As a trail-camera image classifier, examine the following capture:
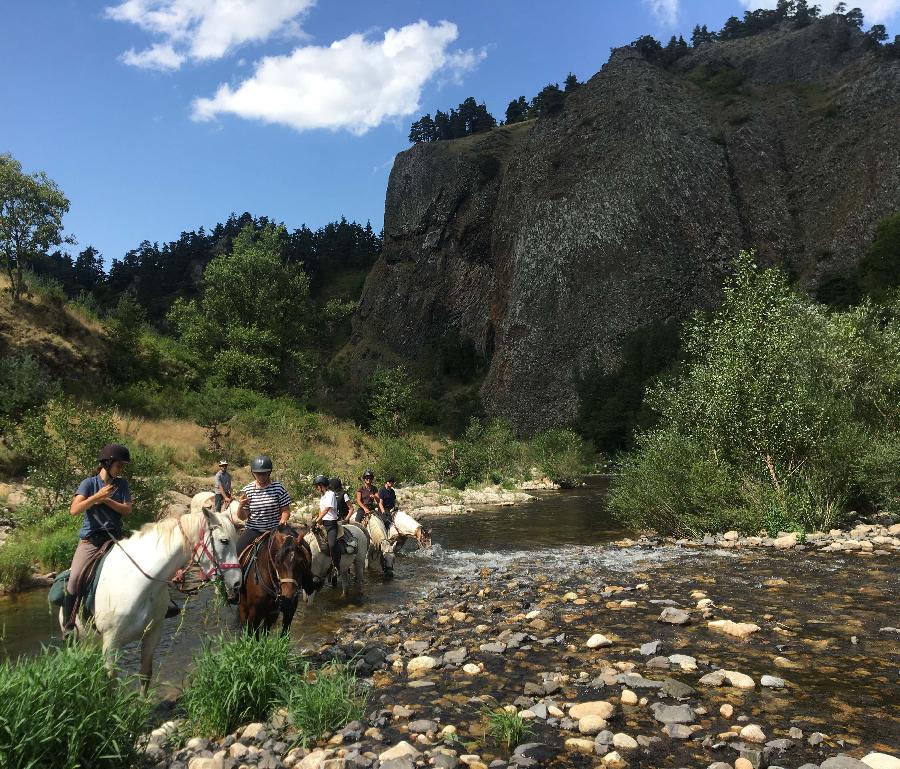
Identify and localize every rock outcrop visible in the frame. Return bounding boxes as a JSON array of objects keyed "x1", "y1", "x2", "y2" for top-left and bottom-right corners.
[{"x1": 351, "y1": 18, "x2": 900, "y2": 431}]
